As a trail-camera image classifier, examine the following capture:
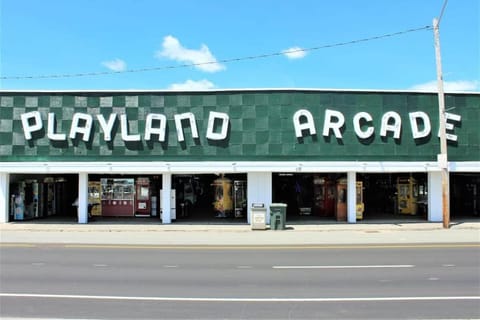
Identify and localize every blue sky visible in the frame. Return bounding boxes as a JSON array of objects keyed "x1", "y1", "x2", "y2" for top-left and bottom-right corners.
[{"x1": 1, "y1": 0, "x2": 478, "y2": 91}]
